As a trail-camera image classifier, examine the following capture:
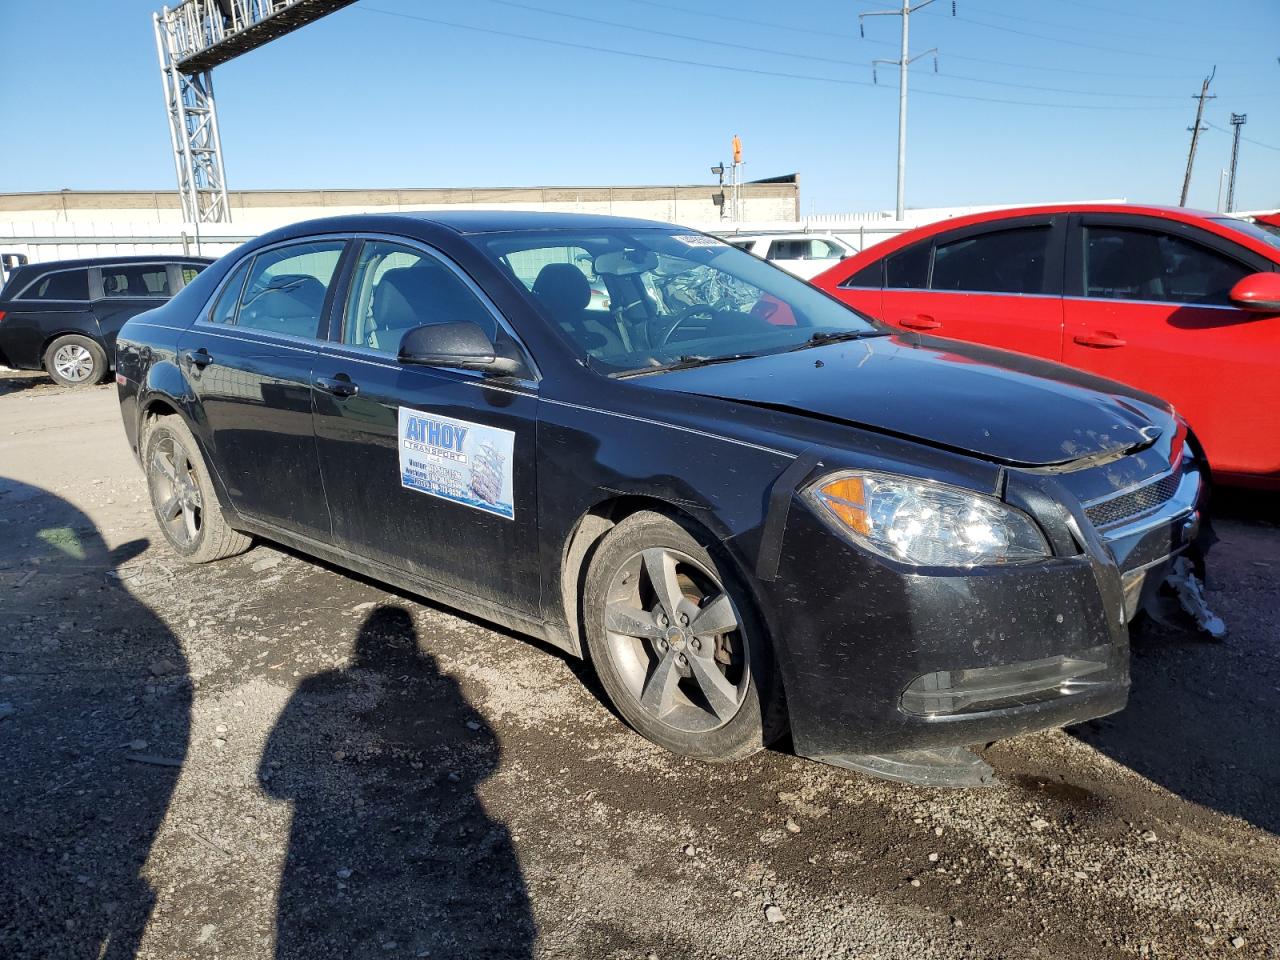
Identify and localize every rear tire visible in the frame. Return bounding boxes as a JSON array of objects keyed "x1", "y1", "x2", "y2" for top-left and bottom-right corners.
[
  {"x1": 582, "y1": 510, "x2": 786, "y2": 762},
  {"x1": 143, "y1": 416, "x2": 251, "y2": 563},
  {"x1": 44, "y1": 334, "x2": 107, "y2": 388}
]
